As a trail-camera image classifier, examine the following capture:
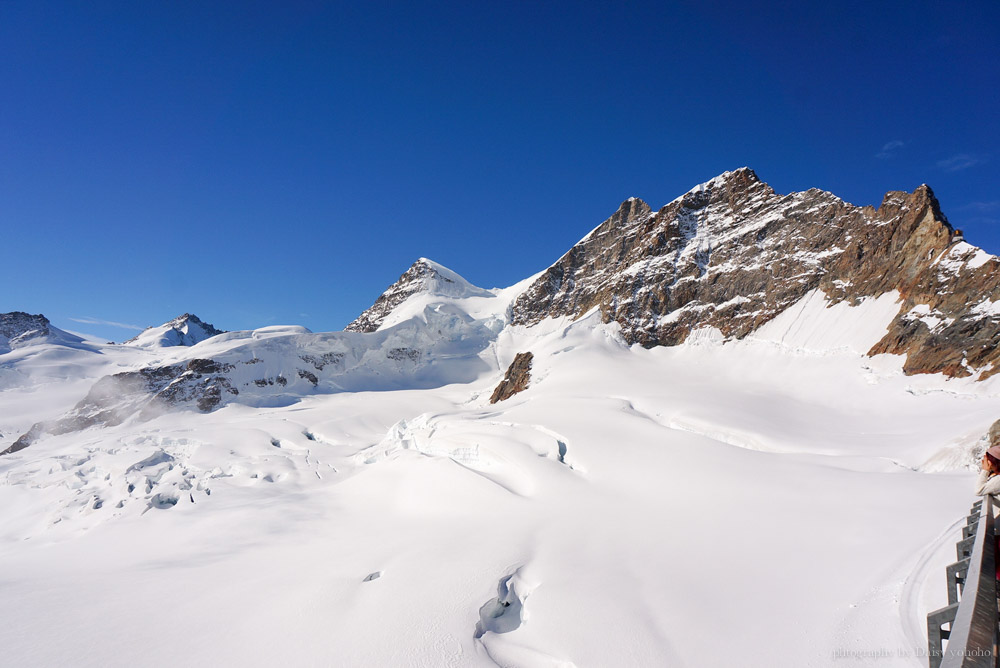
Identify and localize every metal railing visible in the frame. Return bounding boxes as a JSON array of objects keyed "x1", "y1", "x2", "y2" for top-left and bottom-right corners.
[{"x1": 927, "y1": 495, "x2": 998, "y2": 668}]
